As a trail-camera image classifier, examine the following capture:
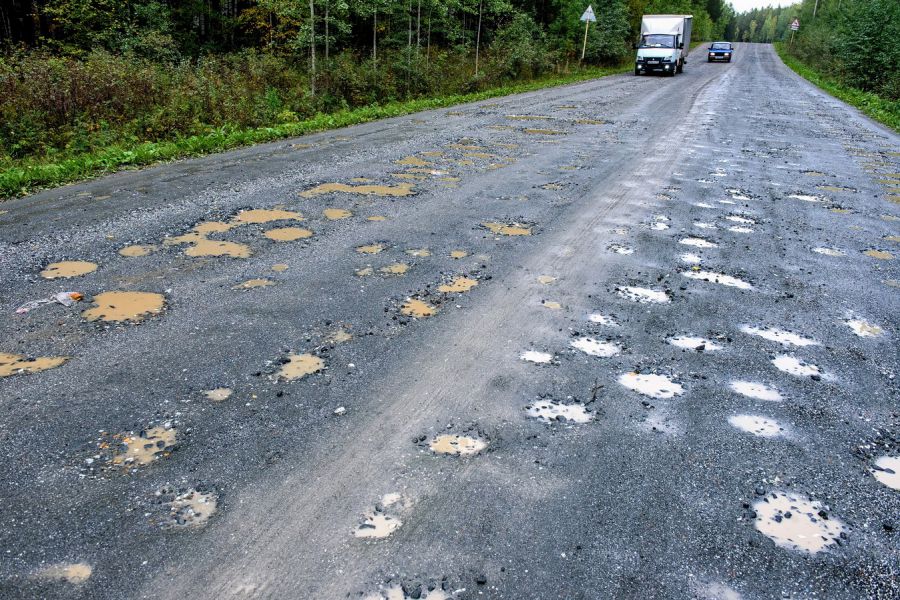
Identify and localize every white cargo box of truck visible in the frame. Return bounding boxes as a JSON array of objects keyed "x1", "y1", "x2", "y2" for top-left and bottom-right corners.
[{"x1": 634, "y1": 15, "x2": 693, "y2": 76}]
